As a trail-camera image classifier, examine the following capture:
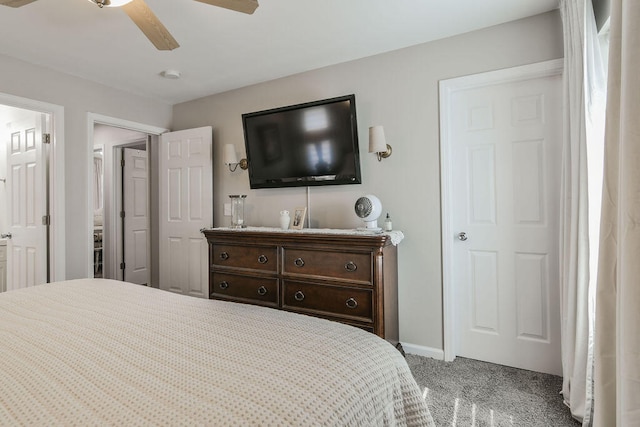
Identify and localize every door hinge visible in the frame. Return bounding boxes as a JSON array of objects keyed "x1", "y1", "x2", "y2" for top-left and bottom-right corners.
[
  {"x1": 120, "y1": 262, "x2": 125, "y2": 270},
  {"x1": 121, "y1": 158, "x2": 125, "y2": 167},
  {"x1": 42, "y1": 133, "x2": 51, "y2": 144},
  {"x1": 42, "y1": 215, "x2": 50, "y2": 226},
  {"x1": 120, "y1": 211, "x2": 125, "y2": 218}
]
